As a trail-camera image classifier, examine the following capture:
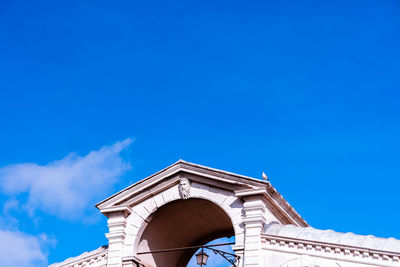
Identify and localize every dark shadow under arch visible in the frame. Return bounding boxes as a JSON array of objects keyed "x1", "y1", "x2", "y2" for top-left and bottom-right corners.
[{"x1": 136, "y1": 198, "x2": 235, "y2": 267}]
